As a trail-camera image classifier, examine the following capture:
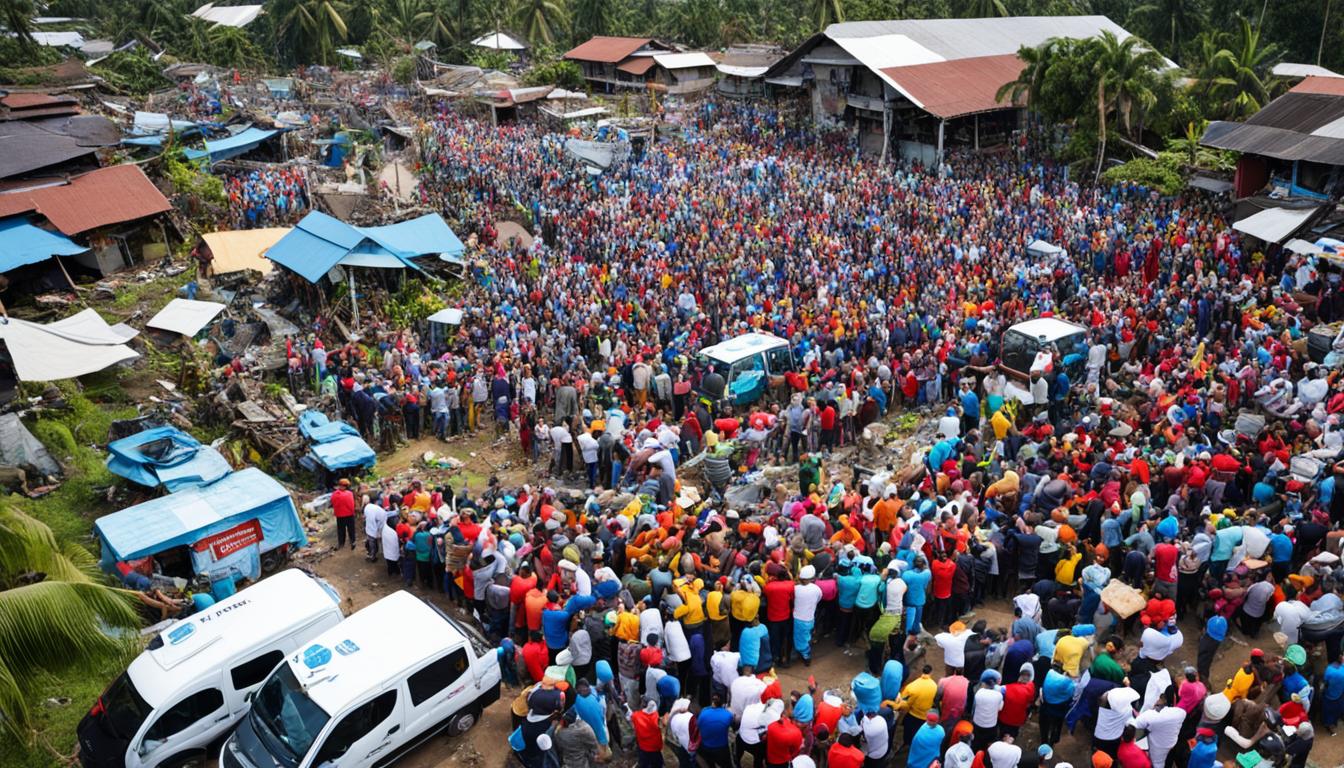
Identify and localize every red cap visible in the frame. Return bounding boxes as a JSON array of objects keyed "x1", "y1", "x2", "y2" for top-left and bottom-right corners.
[
  {"x1": 1251, "y1": 648, "x2": 1264, "y2": 658},
  {"x1": 1196, "y1": 728, "x2": 1215, "y2": 738}
]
